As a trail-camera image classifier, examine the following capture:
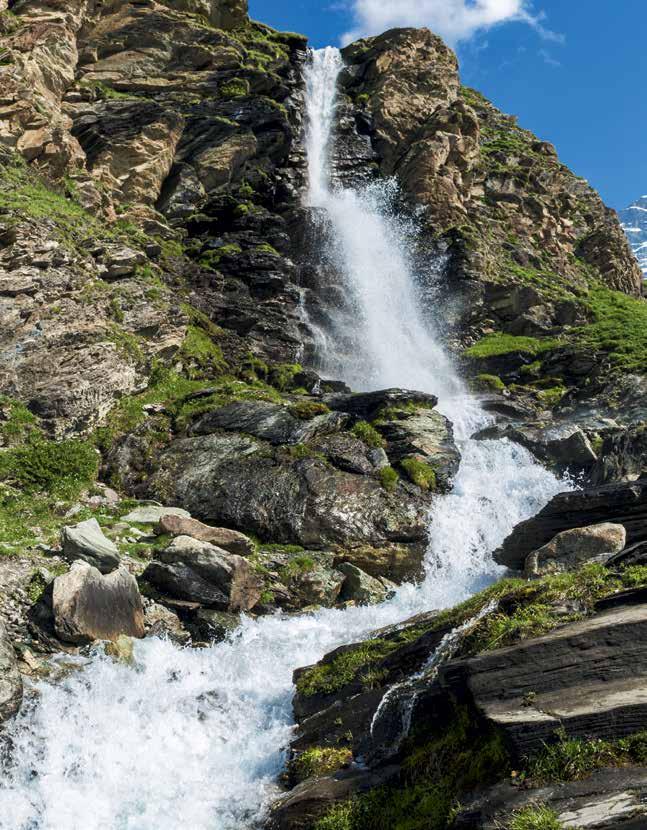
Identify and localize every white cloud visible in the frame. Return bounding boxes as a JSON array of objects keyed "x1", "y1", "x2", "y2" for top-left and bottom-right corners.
[{"x1": 341, "y1": 0, "x2": 559, "y2": 47}]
